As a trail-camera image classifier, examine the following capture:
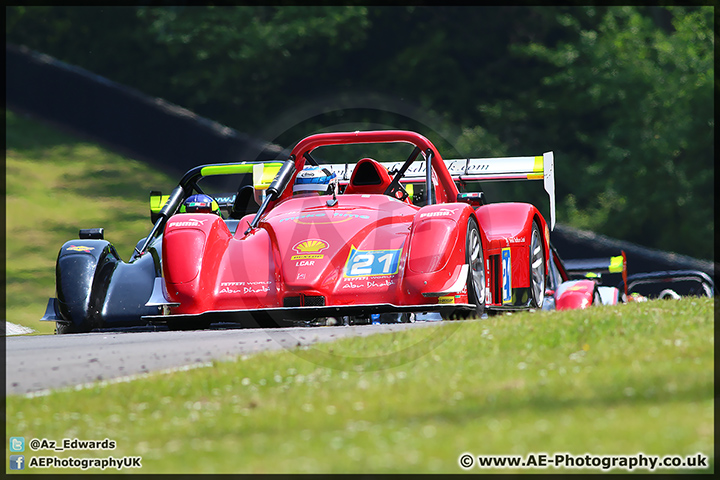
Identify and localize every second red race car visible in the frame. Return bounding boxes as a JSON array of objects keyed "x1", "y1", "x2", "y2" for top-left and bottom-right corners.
[{"x1": 144, "y1": 129, "x2": 556, "y2": 328}]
